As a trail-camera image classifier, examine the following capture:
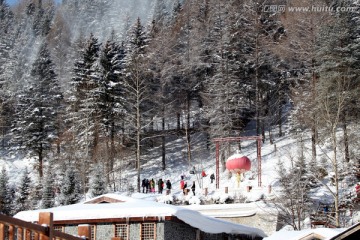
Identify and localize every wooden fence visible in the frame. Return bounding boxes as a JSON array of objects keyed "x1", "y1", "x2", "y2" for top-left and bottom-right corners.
[{"x1": 0, "y1": 212, "x2": 89, "y2": 240}]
